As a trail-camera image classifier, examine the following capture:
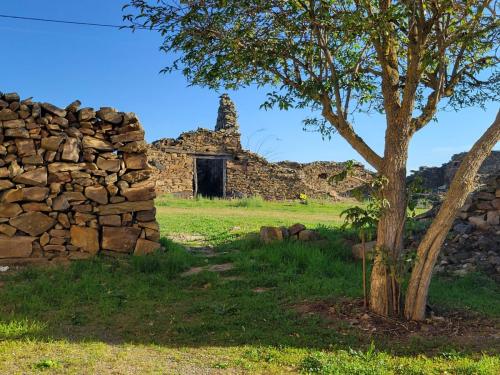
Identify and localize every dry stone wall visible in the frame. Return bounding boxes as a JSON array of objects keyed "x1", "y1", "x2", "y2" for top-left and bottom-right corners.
[
  {"x1": 0, "y1": 91, "x2": 160, "y2": 263},
  {"x1": 148, "y1": 128, "x2": 372, "y2": 200}
]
